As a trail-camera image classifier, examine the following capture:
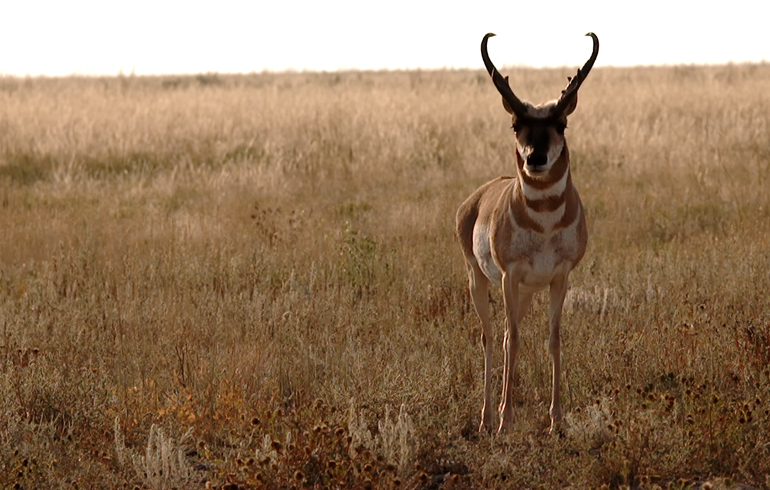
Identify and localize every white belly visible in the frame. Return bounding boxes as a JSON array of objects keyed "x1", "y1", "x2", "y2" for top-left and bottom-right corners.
[{"x1": 472, "y1": 224, "x2": 503, "y2": 287}]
